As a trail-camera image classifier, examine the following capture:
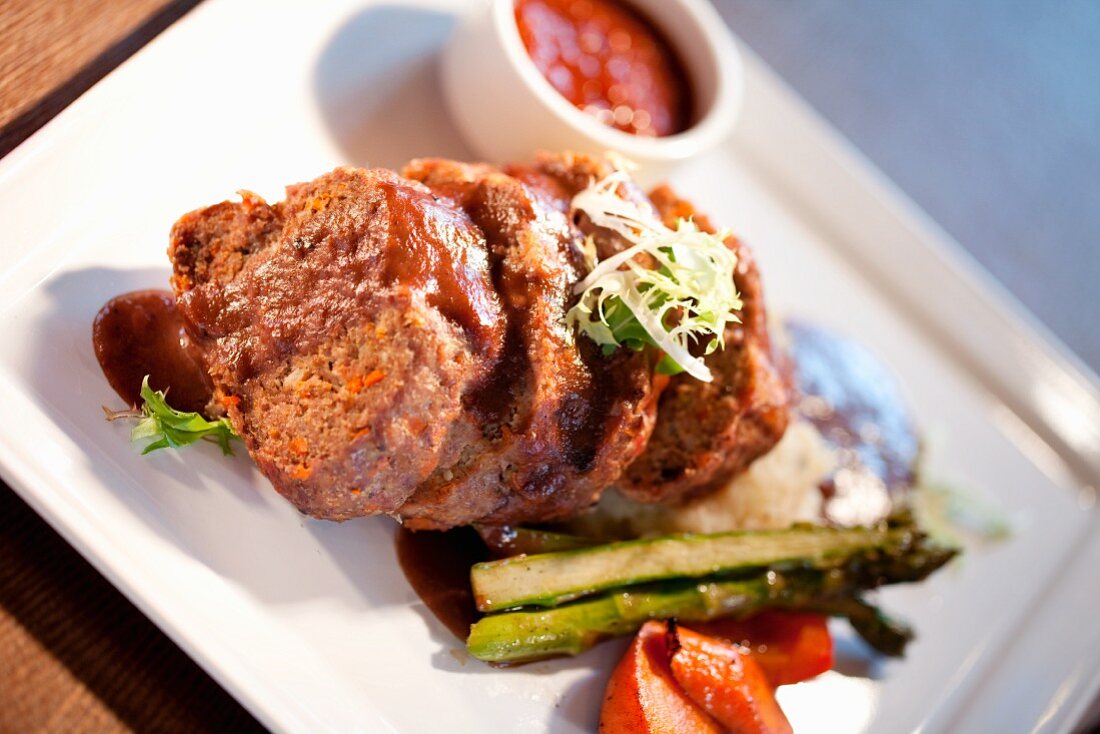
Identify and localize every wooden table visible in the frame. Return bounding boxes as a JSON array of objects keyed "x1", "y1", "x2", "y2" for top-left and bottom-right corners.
[{"x1": 1, "y1": 1, "x2": 1096, "y2": 732}]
